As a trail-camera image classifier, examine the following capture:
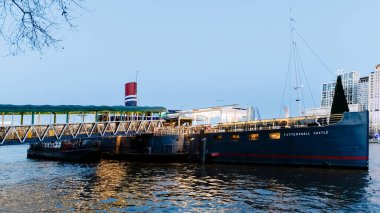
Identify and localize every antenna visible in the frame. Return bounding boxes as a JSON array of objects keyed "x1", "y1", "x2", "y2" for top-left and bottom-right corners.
[
  {"x1": 290, "y1": 8, "x2": 295, "y2": 29},
  {"x1": 136, "y1": 70, "x2": 139, "y2": 83}
]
